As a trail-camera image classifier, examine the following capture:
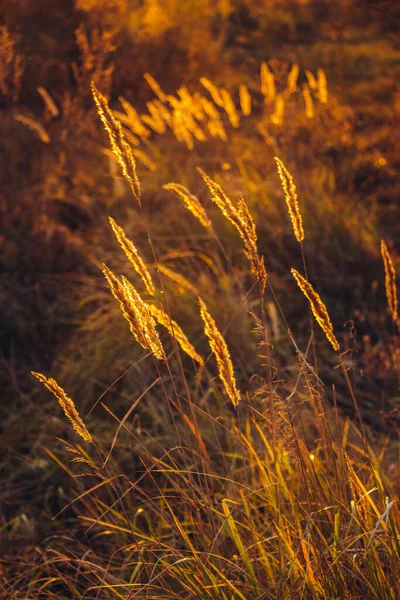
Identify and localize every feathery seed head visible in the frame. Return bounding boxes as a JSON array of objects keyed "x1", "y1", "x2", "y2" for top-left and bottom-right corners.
[
  {"x1": 198, "y1": 297, "x2": 241, "y2": 408},
  {"x1": 148, "y1": 304, "x2": 204, "y2": 365},
  {"x1": 31, "y1": 372, "x2": 92, "y2": 442},
  {"x1": 91, "y1": 82, "x2": 141, "y2": 203},
  {"x1": 108, "y1": 217, "x2": 156, "y2": 296},
  {"x1": 163, "y1": 183, "x2": 212, "y2": 229},
  {"x1": 291, "y1": 268, "x2": 340, "y2": 352},
  {"x1": 102, "y1": 264, "x2": 165, "y2": 360},
  {"x1": 381, "y1": 240, "x2": 398, "y2": 322},
  {"x1": 274, "y1": 157, "x2": 304, "y2": 243}
]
